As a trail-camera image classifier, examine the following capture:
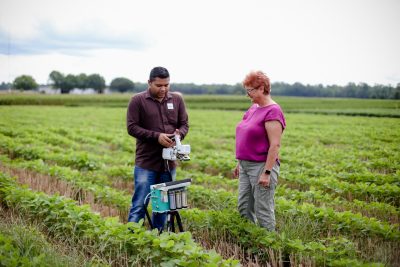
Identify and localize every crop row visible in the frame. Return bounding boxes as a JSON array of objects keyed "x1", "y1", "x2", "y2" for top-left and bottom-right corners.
[
  {"x1": 180, "y1": 209, "x2": 385, "y2": 267},
  {"x1": 3, "y1": 151, "x2": 397, "y2": 242},
  {"x1": 0, "y1": 172, "x2": 239, "y2": 267},
  {"x1": 0, "y1": 134, "x2": 134, "y2": 185},
  {"x1": 179, "y1": 169, "x2": 399, "y2": 224},
  {"x1": 1, "y1": 106, "x2": 398, "y2": 266},
  {"x1": 1, "y1": 107, "x2": 398, "y2": 201},
  {"x1": 2, "y1": 139, "x2": 398, "y2": 242},
  {"x1": 0, "y1": 156, "x2": 129, "y2": 217},
  {"x1": 1, "y1": 170, "x2": 383, "y2": 267},
  {"x1": 2, "y1": 131, "x2": 399, "y2": 211},
  {"x1": 2, "y1": 156, "x2": 396, "y2": 266},
  {"x1": 281, "y1": 173, "x2": 400, "y2": 206},
  {"x1": 187, "y1": 185, "x2": 400, "y2": 241}
]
